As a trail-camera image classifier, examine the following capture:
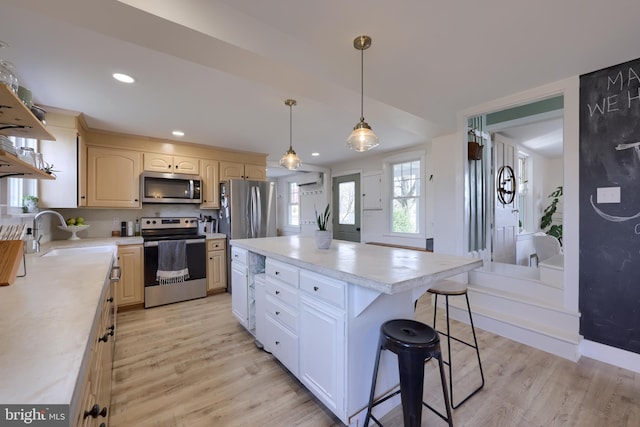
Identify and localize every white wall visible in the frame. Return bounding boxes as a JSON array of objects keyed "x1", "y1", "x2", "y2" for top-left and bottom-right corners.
[
  {"x1": 331, "y1": 143, "x2": 434, "y2": 249},
  {"x1": 274, "y1": 169, "x2": 330, "y2": 237}
]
